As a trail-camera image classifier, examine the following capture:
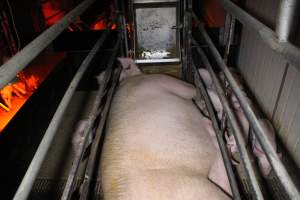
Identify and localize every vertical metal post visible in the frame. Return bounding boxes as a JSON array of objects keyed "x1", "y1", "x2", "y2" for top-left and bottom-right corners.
[
  {"x1": 223, "y1": 14, "x2": 235, "y2": 64},
  {"x1": 120, "y1": 0, "x2": 129, "y2": 57},
  {"x1": 276, "y1": 0, "x2": 297, "y2": 42}
]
